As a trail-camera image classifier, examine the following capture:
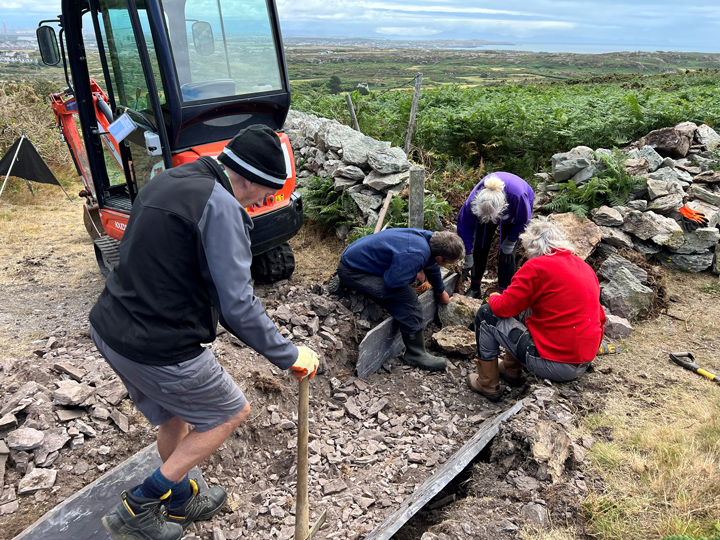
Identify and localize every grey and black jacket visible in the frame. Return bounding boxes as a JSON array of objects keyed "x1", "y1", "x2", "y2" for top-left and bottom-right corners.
[{"x1": 89, "y1": 157, "x2": 298, "y2": 368}]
